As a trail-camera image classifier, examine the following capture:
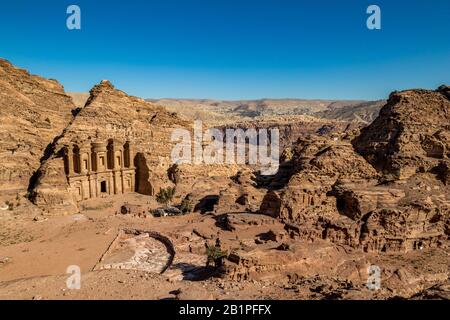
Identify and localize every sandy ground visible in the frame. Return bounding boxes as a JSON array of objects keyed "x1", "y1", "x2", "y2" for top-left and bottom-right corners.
[{"x1": 0, "y1": 193, "x2": 449, "y2": 300}]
